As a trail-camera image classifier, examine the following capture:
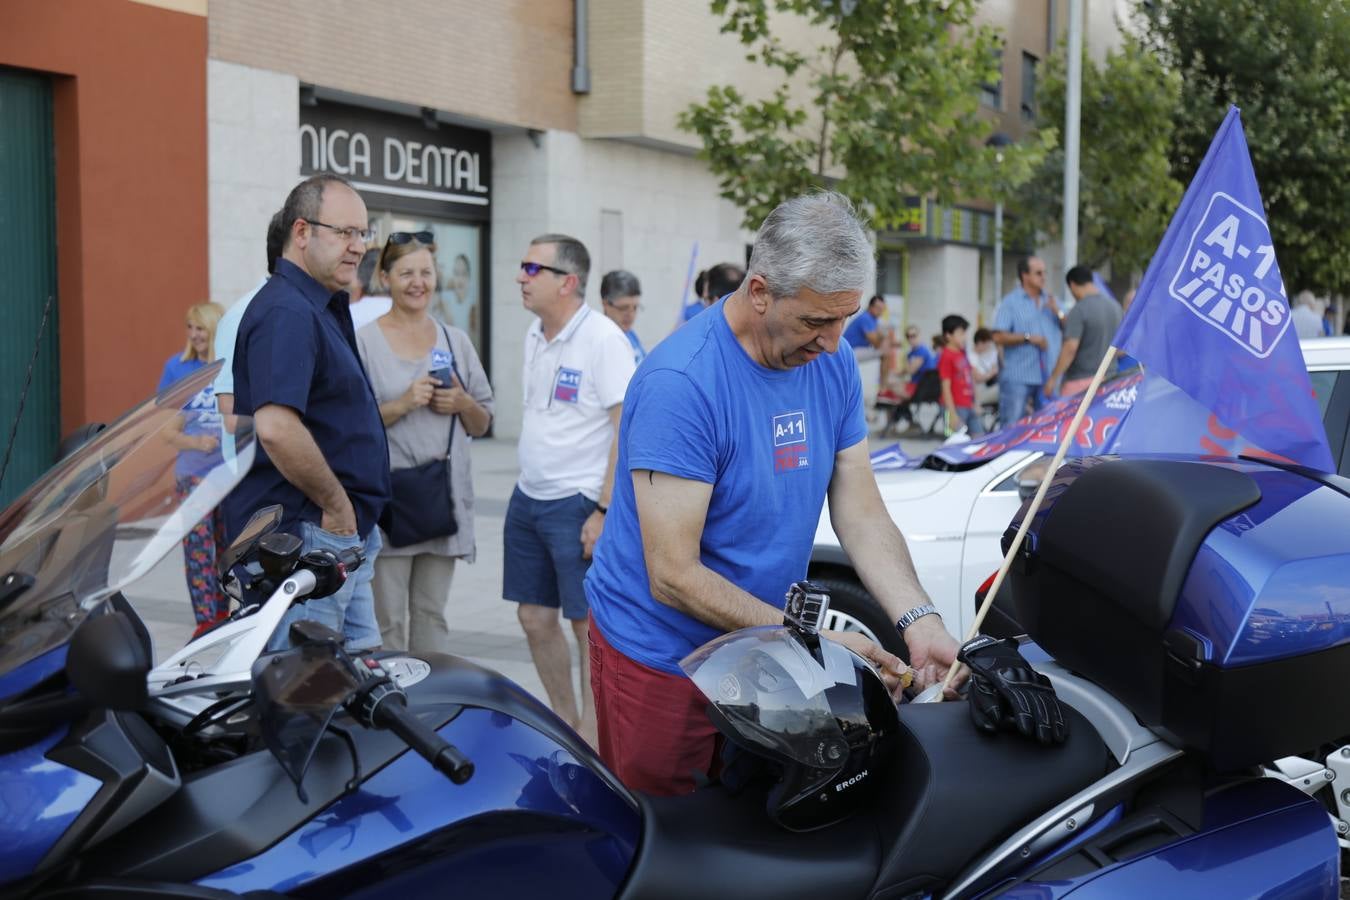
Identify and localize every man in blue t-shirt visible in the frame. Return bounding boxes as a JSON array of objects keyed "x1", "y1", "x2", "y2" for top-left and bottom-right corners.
[
  {"x1": 844, "y1": 294, "x2": 896, "y2": 399},
  {"x1": 585, "y1": 193, "x2": 962, "y2": 797}
]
